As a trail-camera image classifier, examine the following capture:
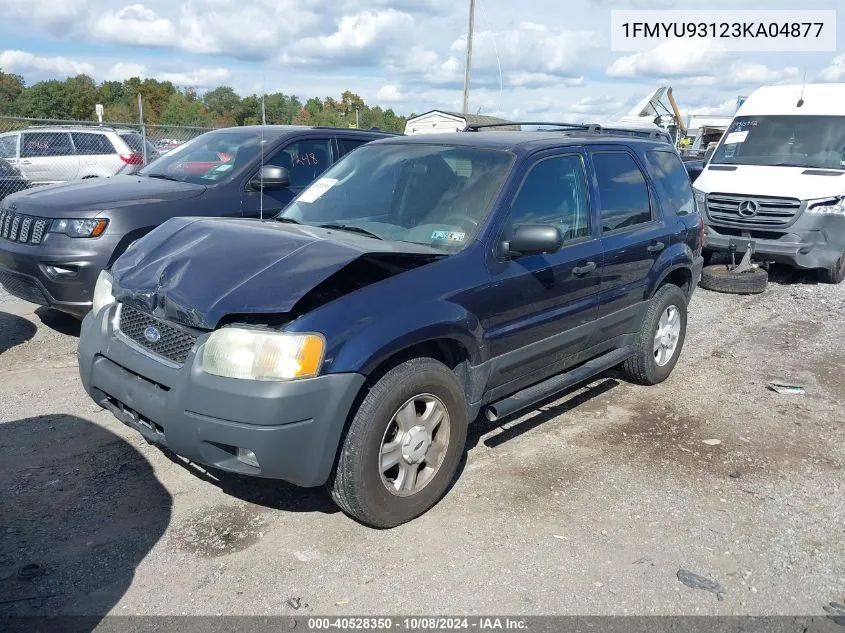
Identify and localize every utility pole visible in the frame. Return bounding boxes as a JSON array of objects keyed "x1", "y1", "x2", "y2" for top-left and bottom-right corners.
[{"x1": 461, "y1": 0, "x2": 476, "y2": 114}]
